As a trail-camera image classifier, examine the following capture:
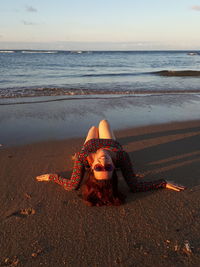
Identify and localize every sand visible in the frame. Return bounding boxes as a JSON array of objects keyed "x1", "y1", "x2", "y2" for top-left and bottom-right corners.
[{"x1": 0, "y1": 120, "x2": 200, "y2": 266}]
